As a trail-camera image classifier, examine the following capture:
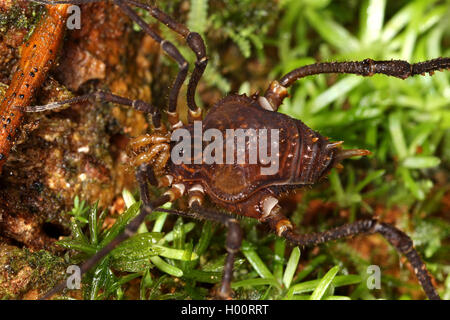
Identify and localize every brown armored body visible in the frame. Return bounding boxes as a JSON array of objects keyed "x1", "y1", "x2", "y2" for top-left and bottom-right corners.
[{"x1": 169, "y1": 94, "x2": 338, "y2": 219}]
